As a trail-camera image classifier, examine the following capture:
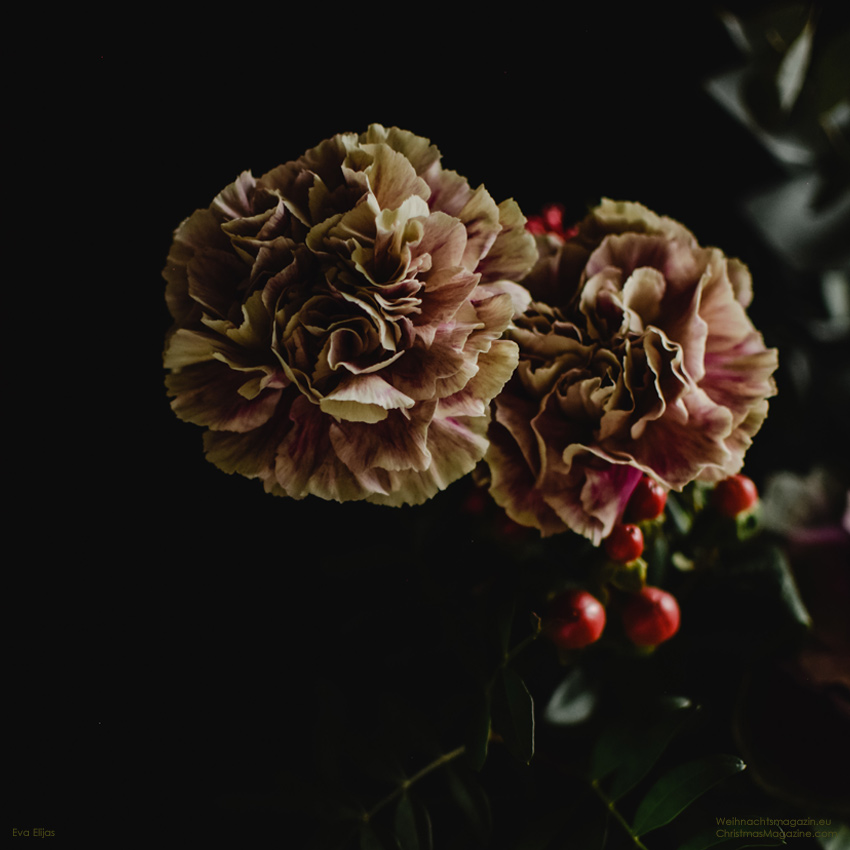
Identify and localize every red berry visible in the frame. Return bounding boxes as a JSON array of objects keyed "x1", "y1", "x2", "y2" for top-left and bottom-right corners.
[
  {"x1": 526, "y1": 203, "x2": 576, "y2": 240},
  {"x1": 541, "y1": 203, "x2": 566, "y2": 233},
  {"x1": 604, "y1": 524, "x2": 644, "y2": 563},
  {"x1": 622, "y1": 586, "x2": 681, "y2": 647},
  {"x1": 712, "y1": 474, "x2": 759, "y2": 517},
  {"x1": 625, "y1": 476, "x2": 667, "y2": 522},
  {"x1": 544, "y1": 590, "x2": 606, "y2": 649},
  {"x1": 526, "y1": 216, "x2": 547, "y2": 235}
]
